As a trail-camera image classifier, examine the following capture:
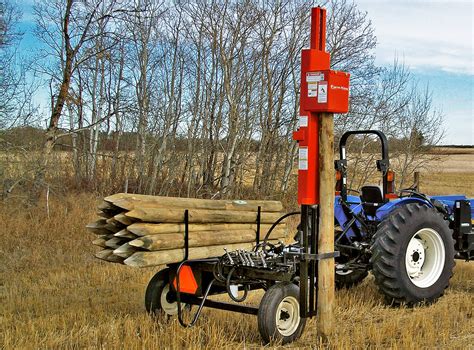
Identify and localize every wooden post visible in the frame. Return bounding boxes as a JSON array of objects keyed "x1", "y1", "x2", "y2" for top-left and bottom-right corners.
[
  {"x1": 414, "y1": 171, "x2": 420, "y2": 191},
  {"x1": 317, "y1": 112, "x2": 335, "y2": 339}
]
